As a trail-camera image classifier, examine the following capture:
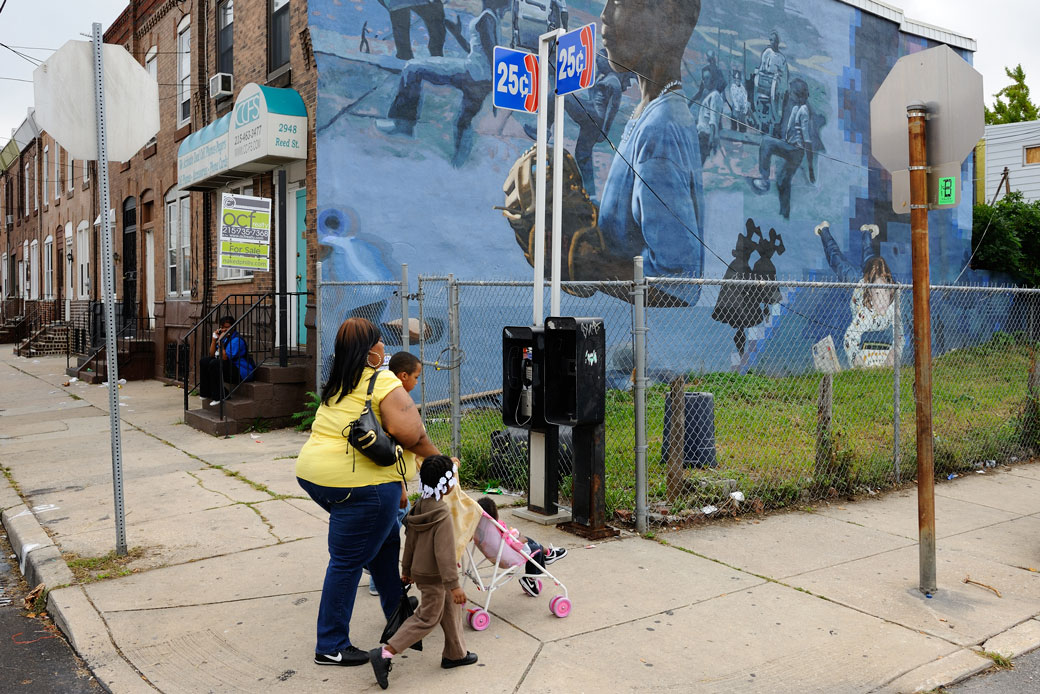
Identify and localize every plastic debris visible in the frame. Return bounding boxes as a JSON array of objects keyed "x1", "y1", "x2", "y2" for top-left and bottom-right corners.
[
  {"x1": 976, "y1": 470, "x2": 986, "y2": 474},
  {"x1": 702, "y1": 505, "x2": 718, "y2": 515},
  {"x1": 484, "y1": 485, "x2": 503, "y2": 495},
  {"x1": 117, "y1": 378, "x2": 126, "y2": 385},
  {"x1": 947, "y1": 473, "x2": 958, "y2": 480},
  {"x1": 730, "y1": 491, "x2": 745, "y2": 502},
  {"x1": 68, "y1": 377, "x2": 78, "y2": 383}
]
